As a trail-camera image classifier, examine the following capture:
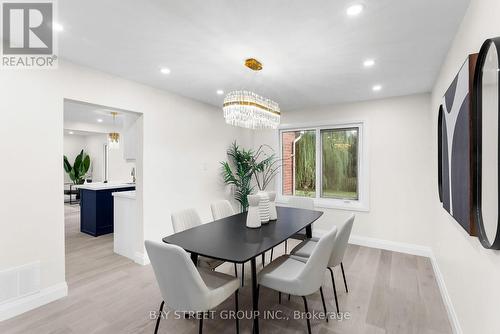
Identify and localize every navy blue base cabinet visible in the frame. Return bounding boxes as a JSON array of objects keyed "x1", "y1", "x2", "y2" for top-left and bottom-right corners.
[{"x1": 80, "y1": 186, "x2": 135, "y2": 237}]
